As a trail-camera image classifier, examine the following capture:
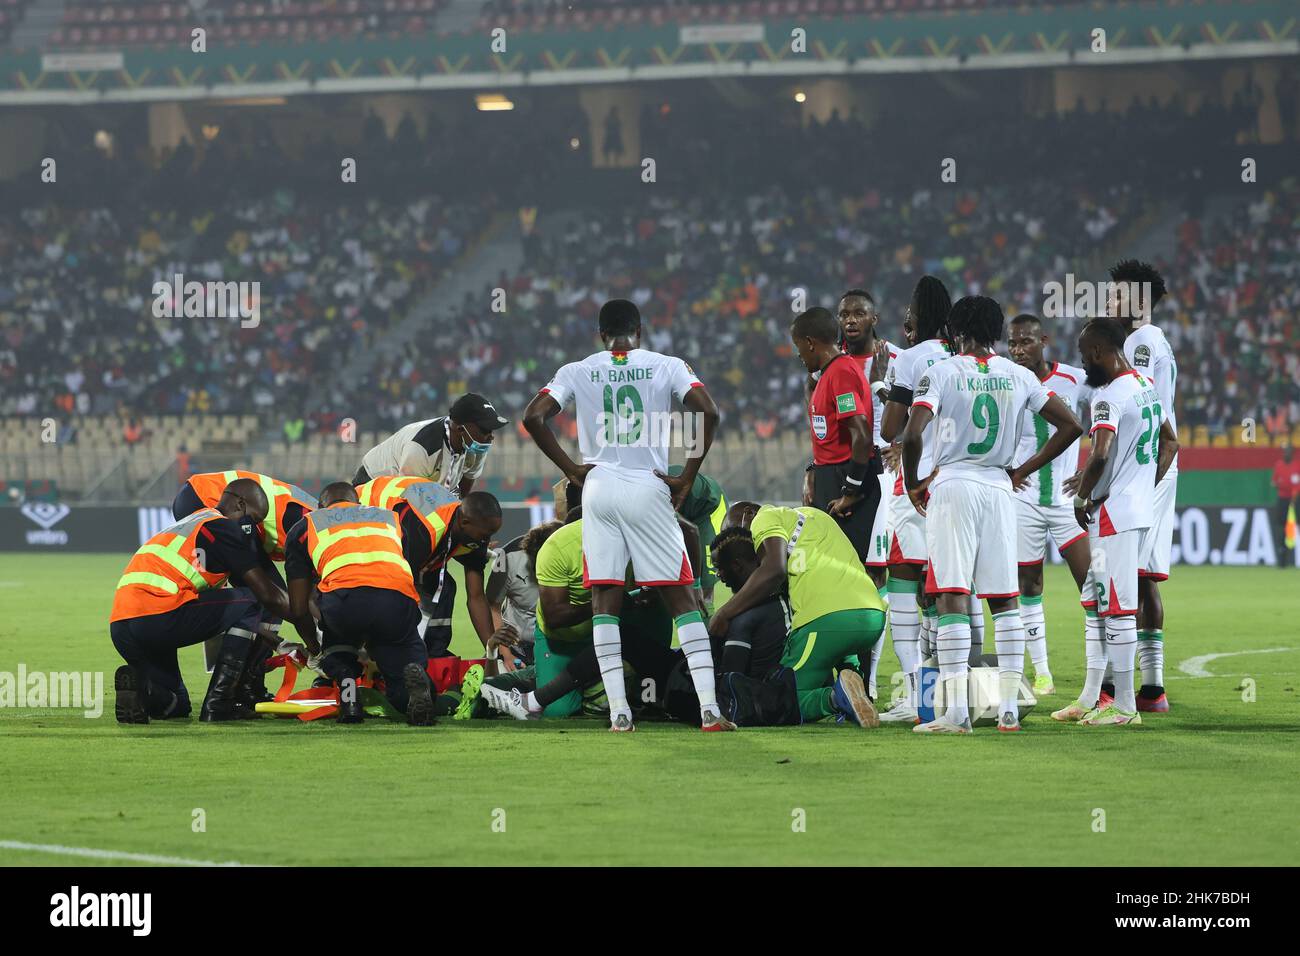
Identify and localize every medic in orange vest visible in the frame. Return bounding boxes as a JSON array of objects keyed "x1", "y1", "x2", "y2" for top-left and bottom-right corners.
[
  {"x1": 283, "y1": 482, "x2": 437, "y2": 725},
  {"x1": 111, "y1": 477, "x2": 293, "y2": 724},
  {"x1": 387, "y1": 481, "x2": 504, "y2": 659},
  {"x1": 174, "y1": 470, "x2": 317, "y2": 563}
]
